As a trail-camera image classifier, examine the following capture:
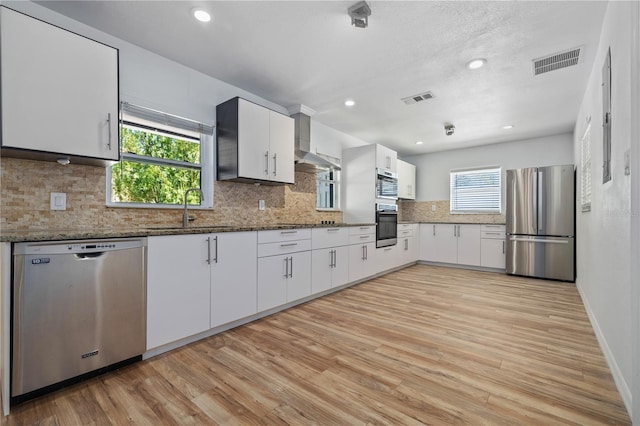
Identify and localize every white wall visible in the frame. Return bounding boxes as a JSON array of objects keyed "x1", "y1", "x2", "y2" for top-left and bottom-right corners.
[
  {"x1": 5, "y1": 1, "x2": 359, "y2": 160},
  {"x1": 573, "y1": 0, "x2": 634, "y2": 417},
  {"x1": 403, "y1": 134, "x2": 574, "y2": 201}
]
